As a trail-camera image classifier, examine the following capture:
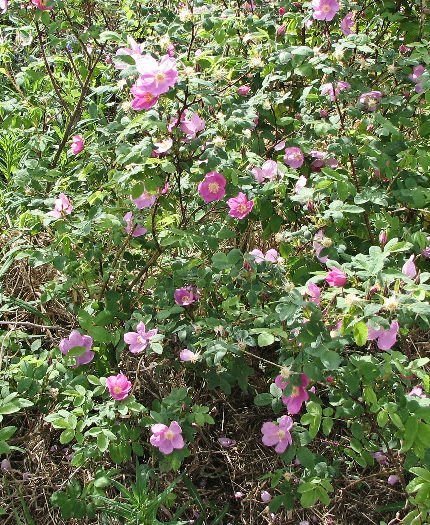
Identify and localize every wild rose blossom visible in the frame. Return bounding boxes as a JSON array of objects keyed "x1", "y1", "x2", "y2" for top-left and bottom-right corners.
[
  {"x1": 294, "y1": 175, "x2": 307, "y2": 193},
  {"x1": 180, "y1": 112, "x2": 205, "y2": 139},
  {"x1": 124, "y1": 322, "x2": 157, "y2": 354},
  {"x1": 0, "y1": 0, "x2": 7, "y2": 14},
  {"x1": 408, "y1": 385, "x2": 427, "y2": 398},
  {"x1": 135, "y1": 54, "x2": 178, "y2": 96},
  {"x1": 123, "y1": 212, "x2": 147, "y2": 237},
  {"x1": 59, "y1": 330, "x2": 94, "y2": 366},
  {"x1": 174, "y1": 286, "x2": 199, "y2": 306},
  {"x1": 367, "y1": 320, "x2": 399, "y2": 350},
  {"x1": 340, "y1": 12, "x2": 355, "y2": 35},
  {"x1": 198, "y1": 172, "x2": 226, "y2": 203},
  {"x1": 311, "y1": 0, "x2": 340, "y2": 21},
  {"x1": 402, "y1": 255, "x2": 417, "y2": 278},
  {"x1": 275, "y1": 373, "x2": 310, "y2": 414},
  {"x1": 106, "y1": 373, "x2": 132, "y2": 400},
  {"x1": 358, "y1": 91, "x2": 383, "y2": 111},
  {"x1": 261, "y1": 491, "x2": 272, "y2": 503},
  {"x1": 306, "y1": 281, "x2": 321, "y2": 305},
  {"x1": 47, "y1": 193, "x2": 73, "y2": 219},
  {"x1": 251, "y1": 160, "x2": 278, "y2": 183},
  {"x1": 115, "y1": 36, "x2": 144, "y2": 69},
  {"x1": 179, "y1": 349, "x2": 201, "y2": 362},
  {"x1": 309, "y1": 150, "x2": 338, "y2": 170},
  {"x1": 153, "y1": 138, "x2": 173, "y2": 155},
  {"x1": 227, "y1": 192, "x2": 254, "y2": 219},
  {"x1": 150, "y1": 421, "x2": 184, "y2": 454},
  {"x1": 218, "y1": 437, "x2": 236, "y2": 448},
  {"x1": 130, "y1": 78, "x2": 160, "y2": 110},
  {"x1": 313, "y1": 230, "x2": 329, "y2": 263},
  {"x1": 284, "y1": 147, "x2": 304, "y2": 169},
  {"x1": 132, "y1": 189, "x2": 157, "y2": 209},
  {"x1": 320, "y1": 81, "x2": 350, "y2": 101},
  {"x1": 237, "y1": 85, "x2": 251, "y2": 96},
  {"x1": 32, "y1": 0, "x2": 53, "y2": 10},
  {"x1": 409, "y1": 65, "x2": 426, "y2": 93},
  {"x1": 261, "y1": 415, "x2": 293, "y2": 453},
  {"x1": 326, "y1": 267, "x2": 347, "y2": 287},
  {"x1": 249, "y1": 248, "x2": 278, "y2": 264},
  {"x1": 70, "y1": 134, "x2": 84, "y2": 155}
]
